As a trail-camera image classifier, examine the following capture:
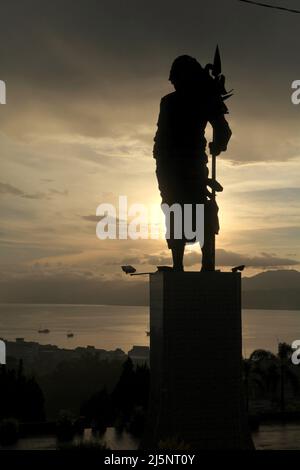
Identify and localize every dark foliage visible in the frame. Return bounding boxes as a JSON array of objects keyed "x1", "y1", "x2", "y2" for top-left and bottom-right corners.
[
  {"x1": 81, "y1": 358, "x2": 150, "y2": 437},
  {"x1": 0, "y1": 360, "x2": 45, "y2": 422}
]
